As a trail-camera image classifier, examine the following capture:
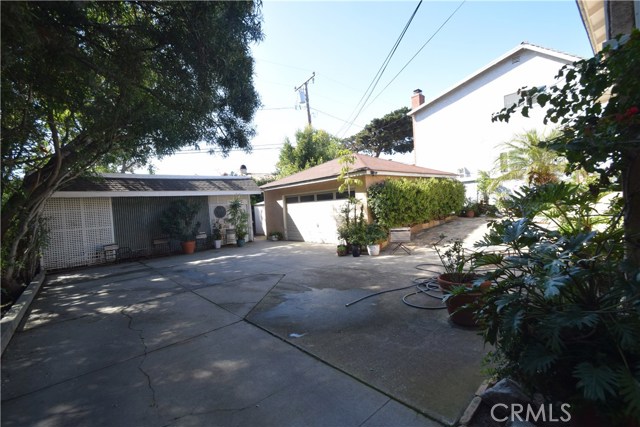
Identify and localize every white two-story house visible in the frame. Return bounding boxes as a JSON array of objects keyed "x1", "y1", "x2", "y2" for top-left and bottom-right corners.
[{"x1": 408, "y1": 43, "x2": 583, "y2": 199}]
